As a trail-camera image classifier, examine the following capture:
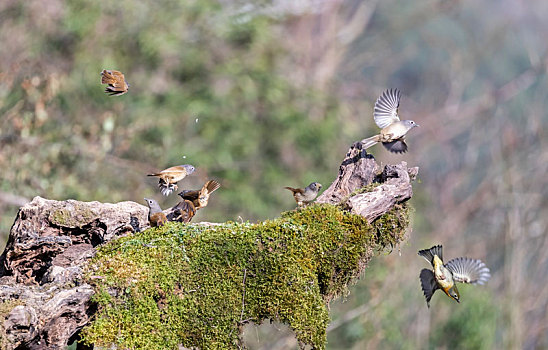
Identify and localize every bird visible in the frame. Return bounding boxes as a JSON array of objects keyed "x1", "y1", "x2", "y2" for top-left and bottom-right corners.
[
  {"x1": 178, "y1": 180, "x2": 221, "y2": 210},
  {"x1": 147, "y1": 164, "x2": 196, "y2": 196},
  {"x1": 361, "y1": 88, "x2": 419, "y2": 153},
  {"x1": 171, "y1": 199, "x2": 196, "y2": 223},
  {"x1": 284, "y1": 182, "x2": 322, "y2": 207},
  {"x1": 144, "y1": 198, "x2": 167, "y2": 227},
  {"x1": 418, "y1": 244, "x2": 491, "y2": 307},
  {"x1": 100, "y1": 69, "x2": 129, "y2": 96}
]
